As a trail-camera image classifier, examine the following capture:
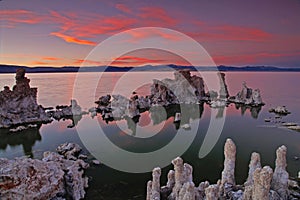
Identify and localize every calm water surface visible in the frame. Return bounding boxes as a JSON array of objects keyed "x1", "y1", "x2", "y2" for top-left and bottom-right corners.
[{"x1": 0, "y1": 72, "x2": 299, "y2": 200}]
